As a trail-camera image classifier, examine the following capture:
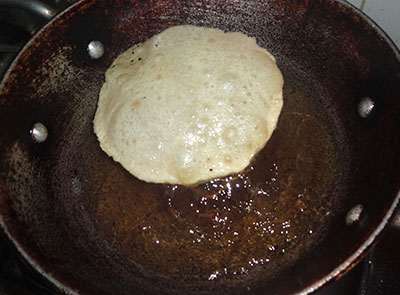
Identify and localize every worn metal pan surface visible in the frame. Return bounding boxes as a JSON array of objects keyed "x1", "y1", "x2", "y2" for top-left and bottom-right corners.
[{"x1": 0, "y1": 0, "x2": 399, "y2": 294}]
